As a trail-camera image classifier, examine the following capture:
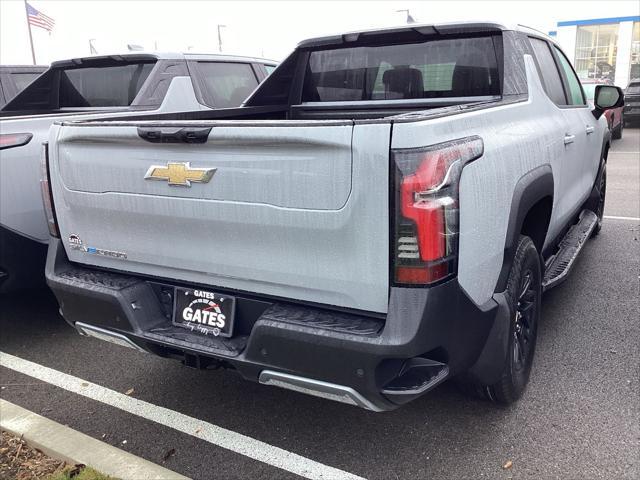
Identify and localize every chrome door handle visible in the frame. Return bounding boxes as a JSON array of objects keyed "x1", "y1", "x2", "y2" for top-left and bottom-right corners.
[
  {"x1": 585, "y1": 125, "x2": 595, "y2": 134},
  {"x1": 564, "y1": 134, "x2": 575, "y2": 145}
]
